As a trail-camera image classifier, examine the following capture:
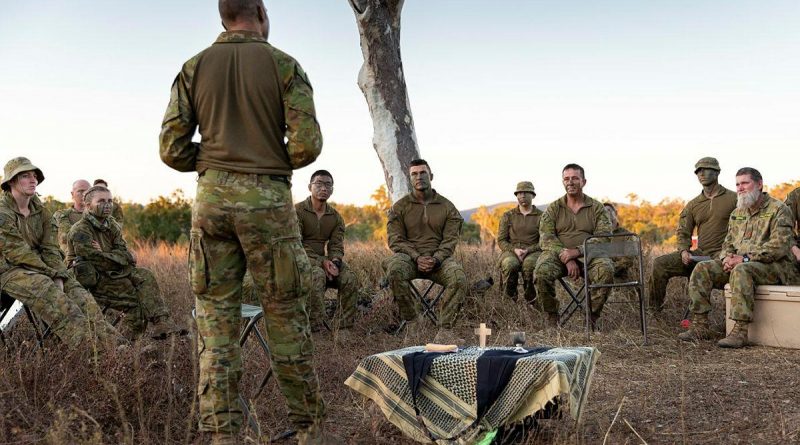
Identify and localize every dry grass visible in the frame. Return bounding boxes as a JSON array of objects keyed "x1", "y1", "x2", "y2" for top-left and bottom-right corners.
[{"x1": 1, "y1": 242, "x2": 799, "y2": 444}]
